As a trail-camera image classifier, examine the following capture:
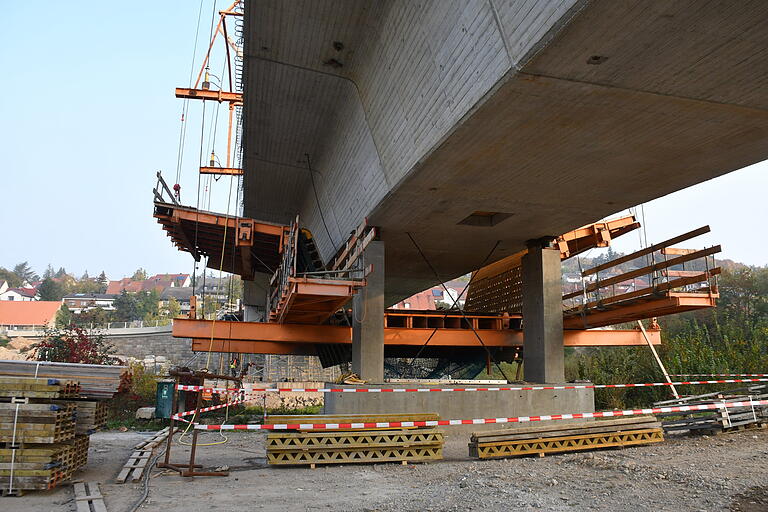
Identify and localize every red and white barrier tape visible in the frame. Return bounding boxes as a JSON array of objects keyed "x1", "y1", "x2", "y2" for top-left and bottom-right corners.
[
  {"x1": 670, "y1": 374, "x2": 768, "y2": 378},
  {"x1": 171, "y1": 400, "x2": 246, "y2": 421},
  {"x1": 193, "y1": 399, "x2": 768, "y2": 431},
  {"x1": 176, "y1": 384, "x2": 245, "y2": 393},
  {"x1": 178, "y1": 378, "x2": 768, "y2": 395}
]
